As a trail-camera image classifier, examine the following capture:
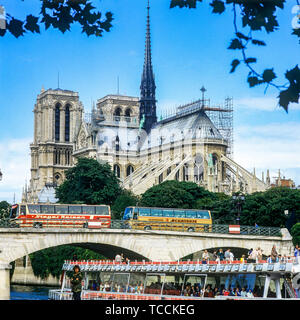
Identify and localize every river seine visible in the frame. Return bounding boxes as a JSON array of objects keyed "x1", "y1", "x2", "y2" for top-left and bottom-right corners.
[{"x1": 10, "y1": 285, "x2": 59, "y2": 300}]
